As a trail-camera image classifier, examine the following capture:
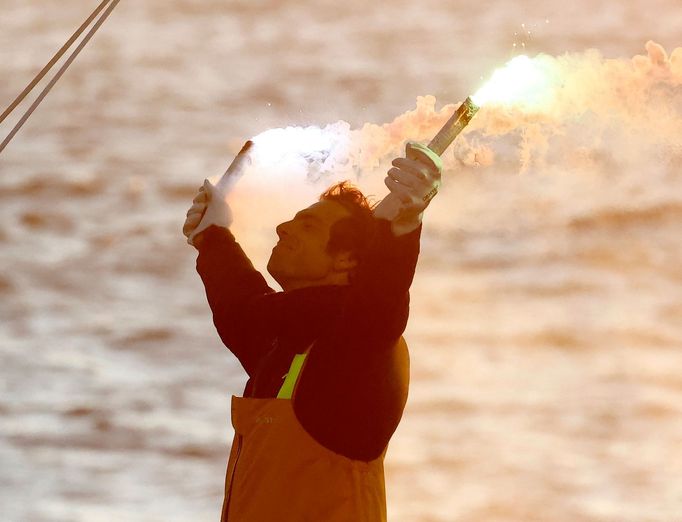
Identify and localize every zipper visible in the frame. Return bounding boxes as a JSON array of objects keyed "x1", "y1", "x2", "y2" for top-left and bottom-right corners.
[{"x1": 222, "y1": 433, "x2": 243, "y2": 521}]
